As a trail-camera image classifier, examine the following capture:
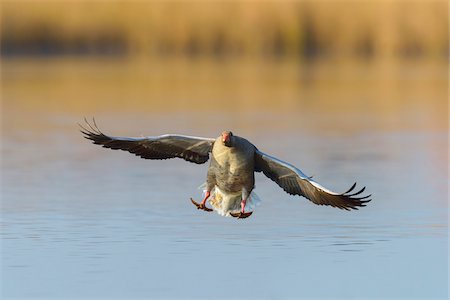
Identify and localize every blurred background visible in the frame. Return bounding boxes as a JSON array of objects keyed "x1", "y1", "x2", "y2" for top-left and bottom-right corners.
[
  {"x1": 2, "y1": 1, "x2": 448, "y2": 121},
  {"x1": 2, "y1": 1, "x2": 448, "y2": 58},
  {"x1": 1, "y1": 1, "x2": 448, "y2": 133},
  {"x1": 1, "y1": 1, "x2": 448, "y2": 299}
]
